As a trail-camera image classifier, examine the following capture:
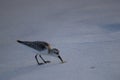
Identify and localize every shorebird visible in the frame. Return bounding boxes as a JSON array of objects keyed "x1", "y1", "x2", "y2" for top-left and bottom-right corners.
[{"x1": 17, "y1": 40, "x2": 64, "y2": 65}]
